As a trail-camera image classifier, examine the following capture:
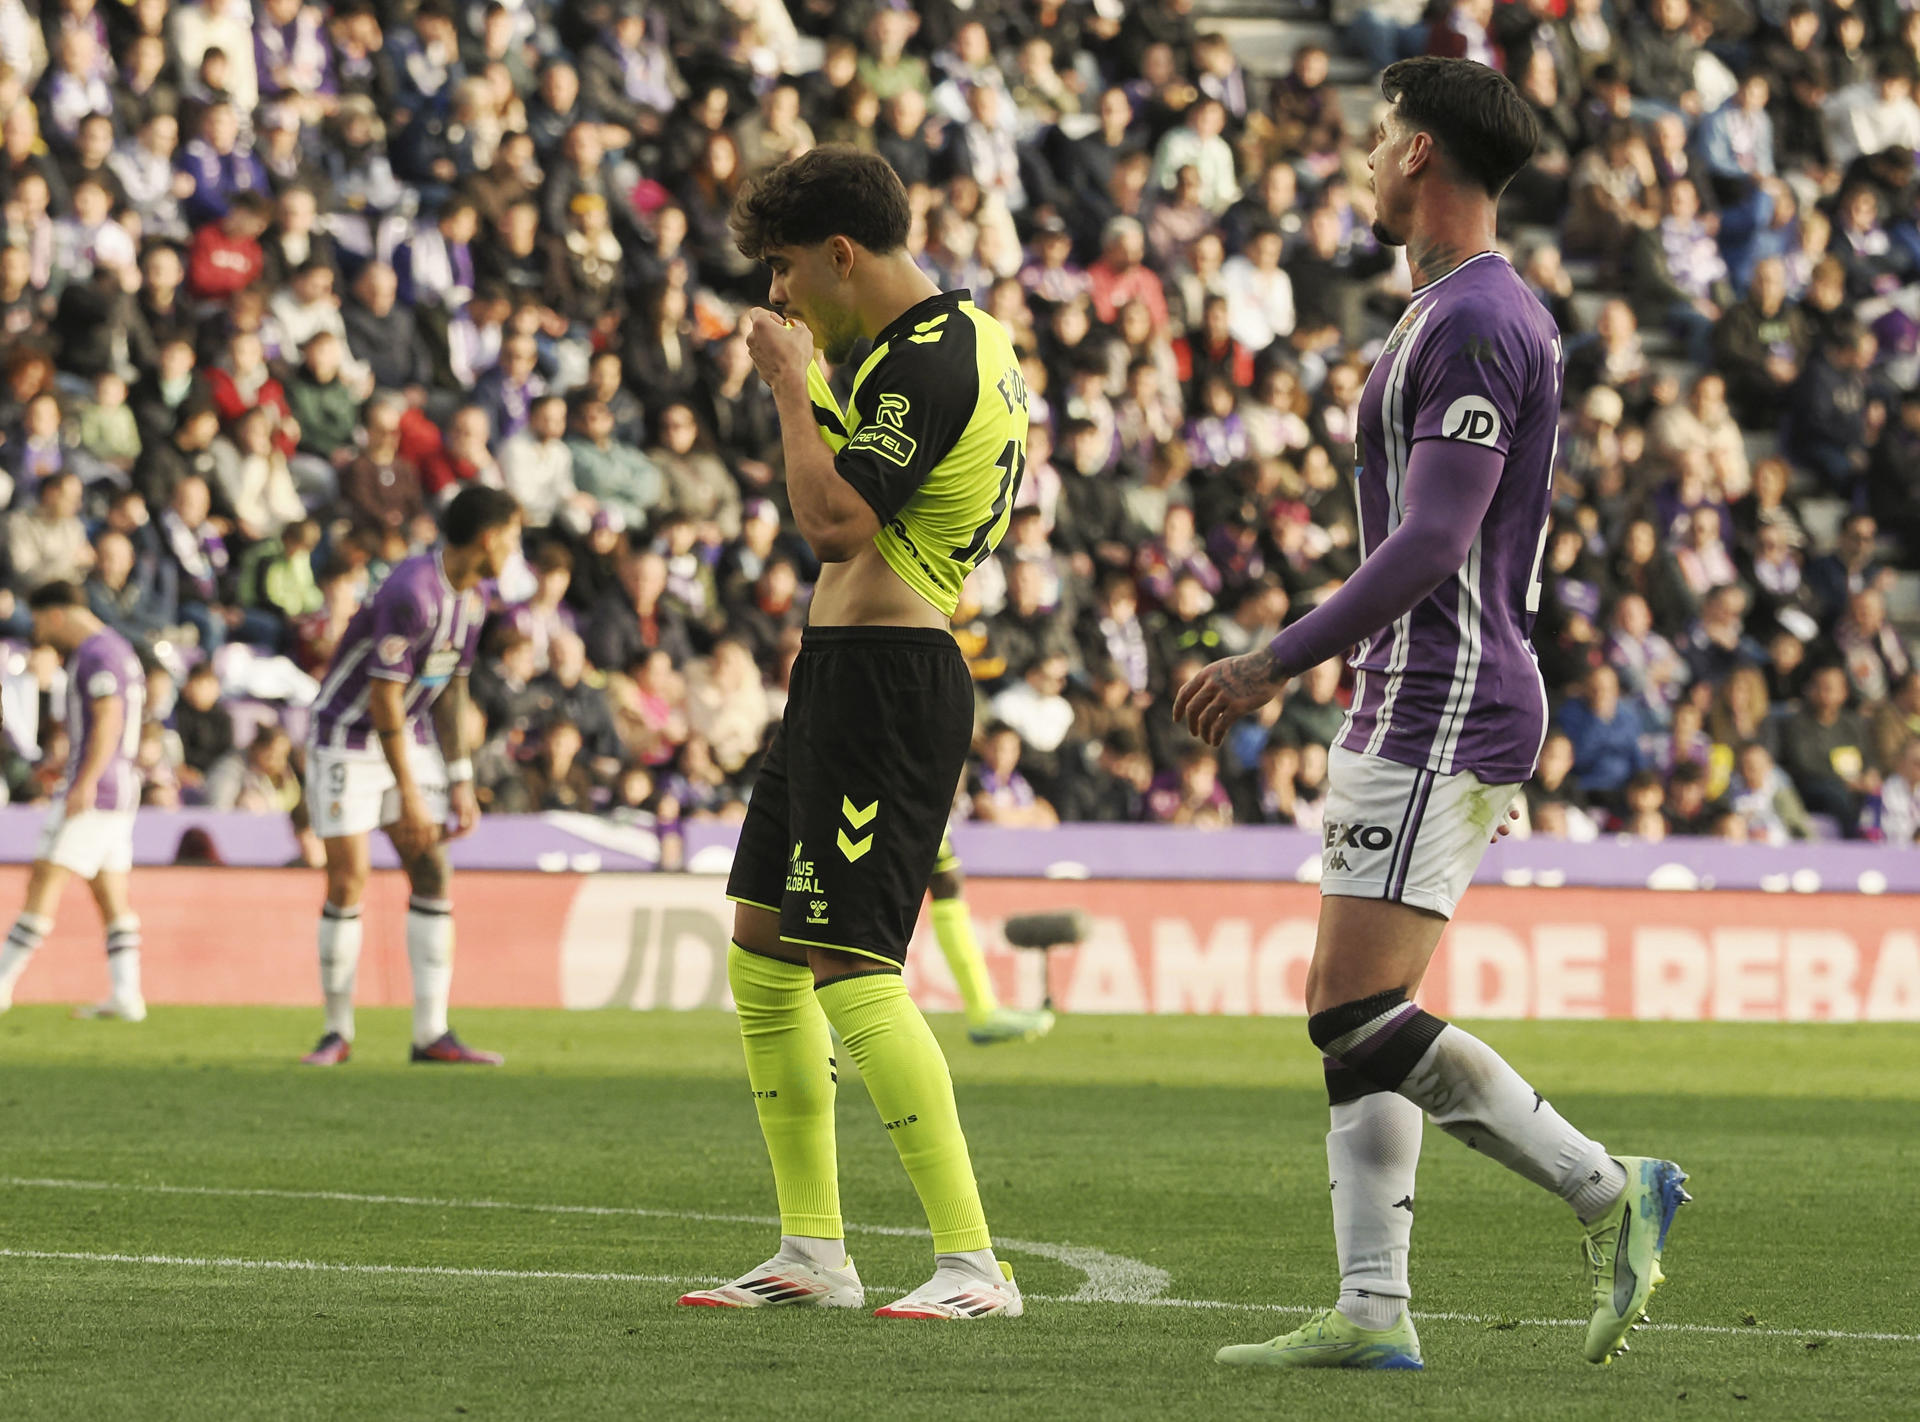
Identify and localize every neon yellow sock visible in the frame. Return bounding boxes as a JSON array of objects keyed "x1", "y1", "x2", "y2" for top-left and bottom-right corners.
[
  {"x1": 816, "y1": 972, "x2": 991, "y2": 1254},
  {"x1": 727, "y1": 943, "x2": 842, "y2": 1240},
  {"x1": 930, "y1": 895, "x2": 998, "y2": 1024}
]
